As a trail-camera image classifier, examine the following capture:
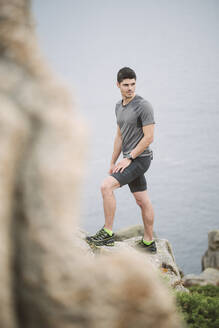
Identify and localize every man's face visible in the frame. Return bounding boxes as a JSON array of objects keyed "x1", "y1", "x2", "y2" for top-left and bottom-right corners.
[{"x1": 117, "y1": 78, "x2": 136, "y2": 99}]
